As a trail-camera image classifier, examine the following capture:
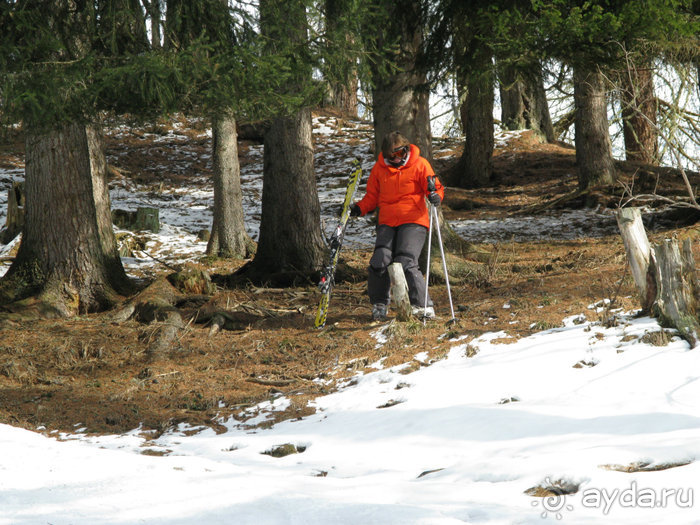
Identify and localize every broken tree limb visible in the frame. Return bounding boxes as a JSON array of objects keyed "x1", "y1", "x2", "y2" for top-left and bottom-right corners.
[
  {"x1": 615, "y1": 207, "x2": 656, "y2": 312},
  {"x1": 388, "y1": 262, "x2": 412, "y2": 321},
  {"x1": 652, "y1": 238, "x2": 700, "y2": 348}
]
